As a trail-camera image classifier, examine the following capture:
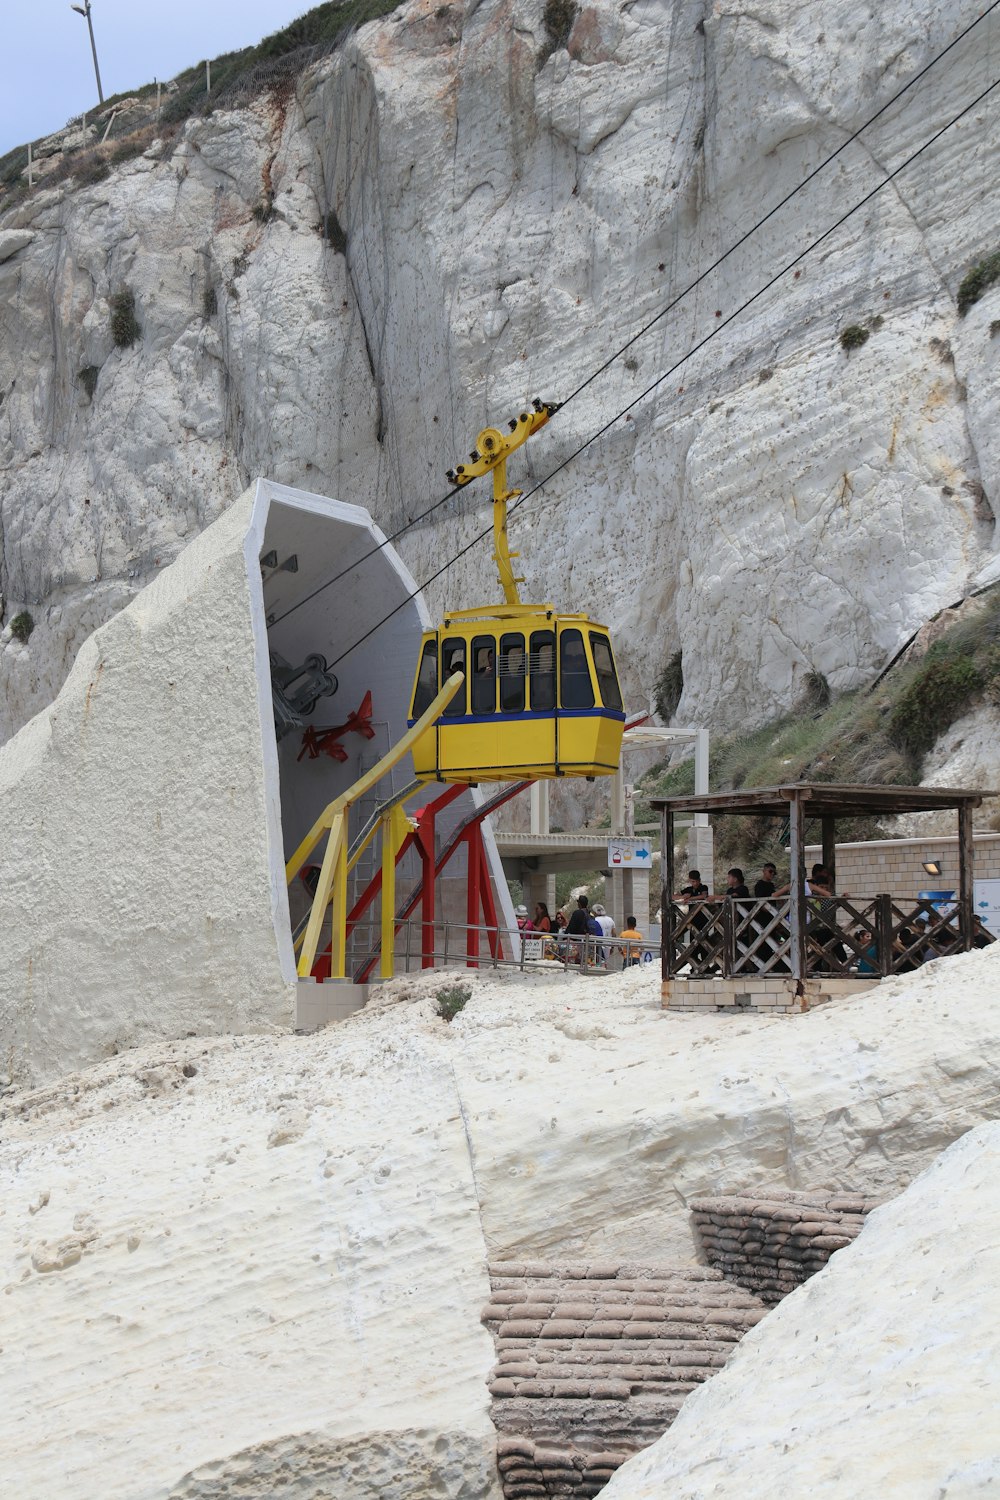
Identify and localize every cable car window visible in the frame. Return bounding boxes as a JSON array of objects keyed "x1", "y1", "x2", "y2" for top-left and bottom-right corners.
[
  {"x1": 589, "y1": 633, "x2": 623, "y2": 711},
  {"x1": 530, "y1": 630, "x2": 556, "y2": 711},
  {"x1": 560, "y1": 628, "x2": 595, "y2": 709},
  {"x1": 442, "y1": 636, "x2": 467, "y2": 716},
  {"x1": 412, "y1": 639, "x2": 438, "y2": 718},
  {"x1": 500, "y1": 633, "x2": 526, "y2": 712},
  {"x1": 471, "y1": 635, "x2": 496, "y2": 714}
]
